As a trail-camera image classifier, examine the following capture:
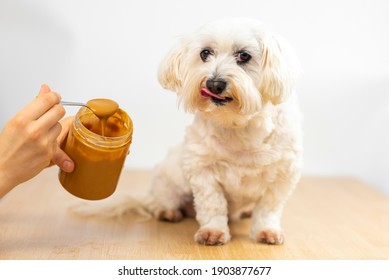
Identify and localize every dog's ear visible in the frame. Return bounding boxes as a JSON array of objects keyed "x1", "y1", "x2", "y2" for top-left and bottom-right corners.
[
  {"x1": 259, "y1": 35, "x2": 301, "y2": 104},
  {"x1": 157, "y1": 41, "x2": 185, "y2": 92}
]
